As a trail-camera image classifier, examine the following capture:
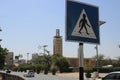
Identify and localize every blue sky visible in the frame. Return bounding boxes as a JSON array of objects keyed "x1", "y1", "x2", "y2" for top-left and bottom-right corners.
[{"x1": 0, "y1": 0, "x2": 120, "y2": 59}]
